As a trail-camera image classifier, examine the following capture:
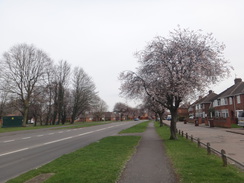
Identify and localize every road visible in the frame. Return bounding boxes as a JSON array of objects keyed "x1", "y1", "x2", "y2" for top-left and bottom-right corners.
[{"x1": 0, "y1": 121, "x2": 142, "y2": 183}]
